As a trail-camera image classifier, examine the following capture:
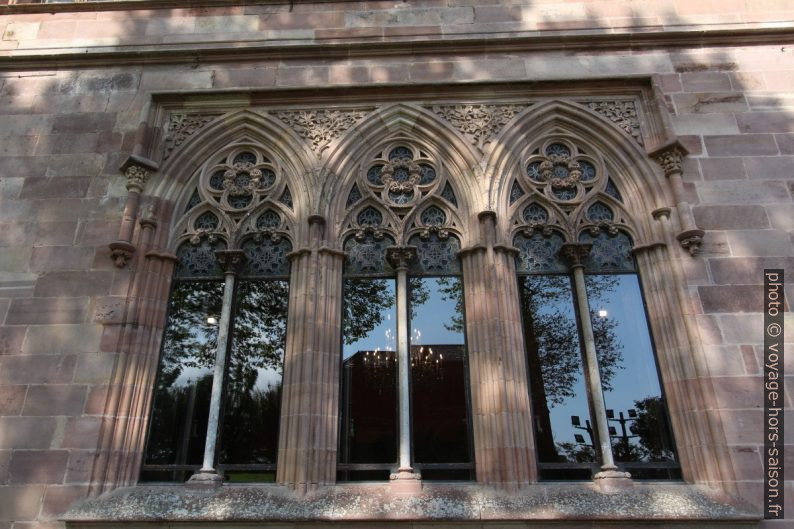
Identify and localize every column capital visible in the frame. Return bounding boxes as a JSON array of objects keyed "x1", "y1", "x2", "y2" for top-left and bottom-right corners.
[
  {"x1": 559, "y1": 243, "x2": 592, "y2": 269},
  {"x1": 120, "y1": 154, "x2": 158, "y2": 194},
  {"x1": 386, "y1": 246, "x2": 417, "y2": 271},
  {"x1": 215, "y1": 249, "x2": 247, "y2": 275},
  {"x1": 650, "y1": 141, "x2": 688, "y2": 178}
]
